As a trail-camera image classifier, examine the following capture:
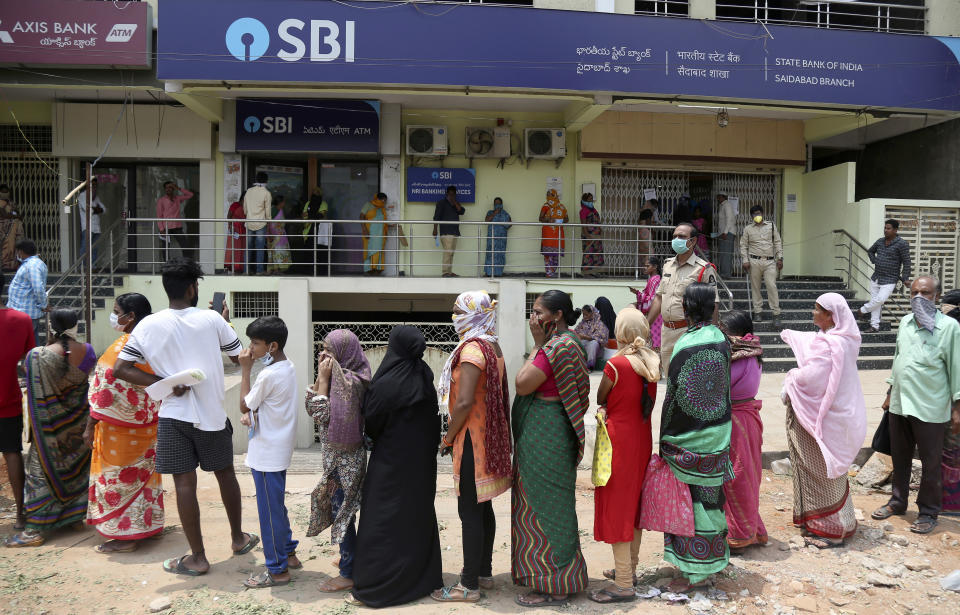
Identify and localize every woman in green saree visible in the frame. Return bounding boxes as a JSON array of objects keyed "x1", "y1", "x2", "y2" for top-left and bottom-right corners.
[
  {"x1": 5, "y1": 309, "x2": 96, "y2": 547},
  {"x1": 511, "y1": 290, "x2": 590, "y2": 608},
  {"x1": 658, "y1": 283, "x2": 733, "y2": 591}
]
